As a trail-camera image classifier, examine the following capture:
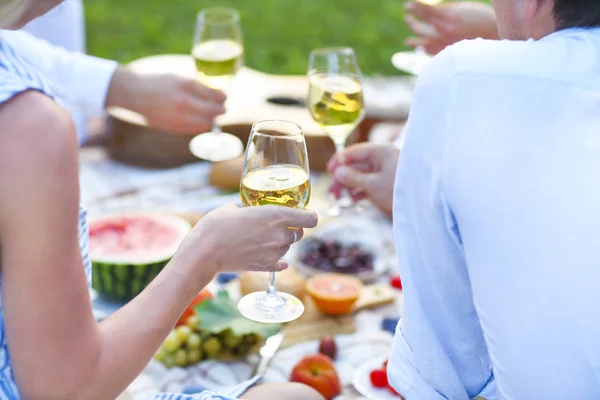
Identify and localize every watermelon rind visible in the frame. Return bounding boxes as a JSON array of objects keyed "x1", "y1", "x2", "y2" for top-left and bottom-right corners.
[{"x1": 89, "y1": 212, "x2": 191, "y2": 302}]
